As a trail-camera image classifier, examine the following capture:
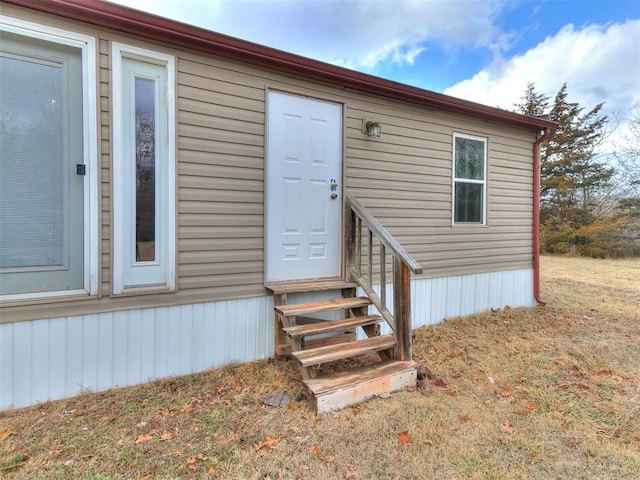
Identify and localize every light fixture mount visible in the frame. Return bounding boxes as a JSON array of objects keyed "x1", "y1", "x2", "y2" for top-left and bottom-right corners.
[{"x1": 362, "y1": 117, "x2": 381, "y2": 138}]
